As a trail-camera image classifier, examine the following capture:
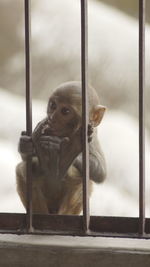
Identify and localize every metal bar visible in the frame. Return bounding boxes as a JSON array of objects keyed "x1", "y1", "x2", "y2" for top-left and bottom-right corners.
[
  {"x1": 139, "y1": 0, "x2": 146, "y2": 236},
  {"x1": 81, "y1": 0, "x2": 90, "y2": 233},
  {"x1": 1, "y1": 214, "x2": 150, "y2": 237},
  {"x1": 24, "y1": 0, "x2": 33, "y2": 233}
]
